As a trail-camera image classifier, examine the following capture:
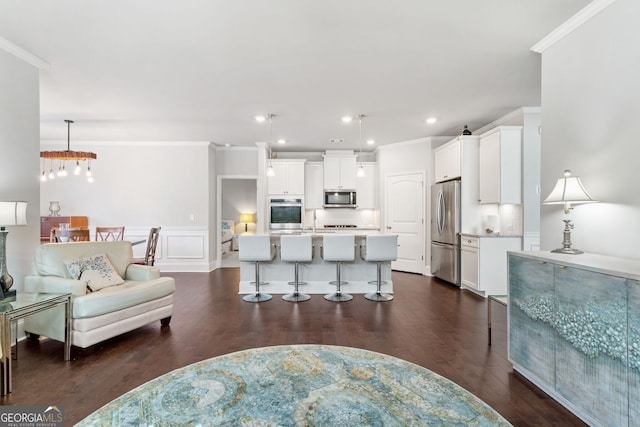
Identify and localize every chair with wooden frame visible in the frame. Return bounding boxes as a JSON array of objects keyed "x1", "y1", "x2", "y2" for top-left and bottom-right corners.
[
  {"x1": 133, "y1": 227, "x2": 161, "y2": 266},
  {"x1": 95, "y1": 226, "x2": 125, "y2": 241},
  {"x1": 51, "y1": 228, "x2": 91, "y2": 242}
]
